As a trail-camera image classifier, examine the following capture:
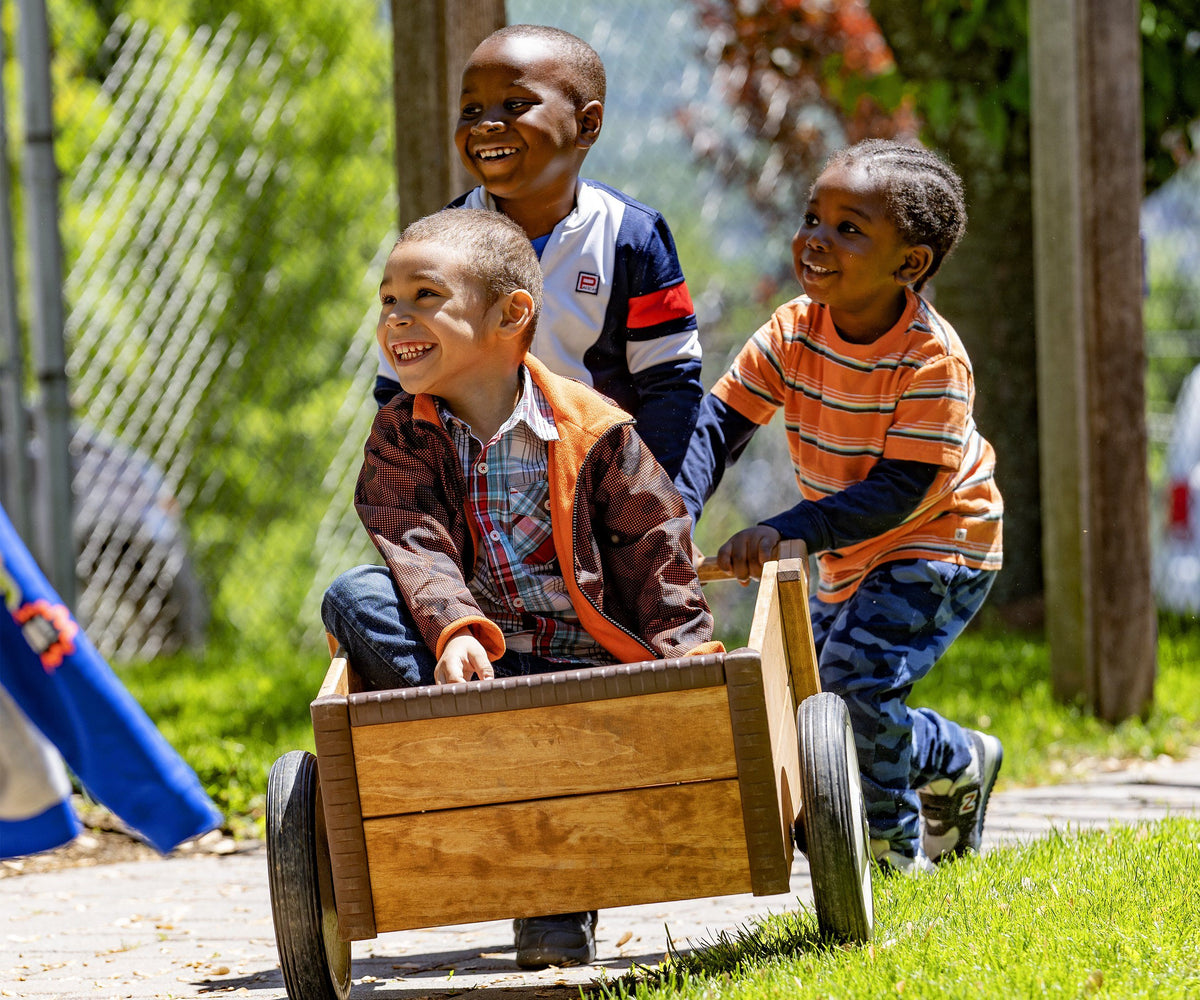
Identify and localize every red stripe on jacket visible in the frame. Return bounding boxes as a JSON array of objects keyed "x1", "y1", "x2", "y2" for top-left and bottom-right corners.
[{"x1": 627, "y1": 282, "x2": 694, "y2": 329}]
